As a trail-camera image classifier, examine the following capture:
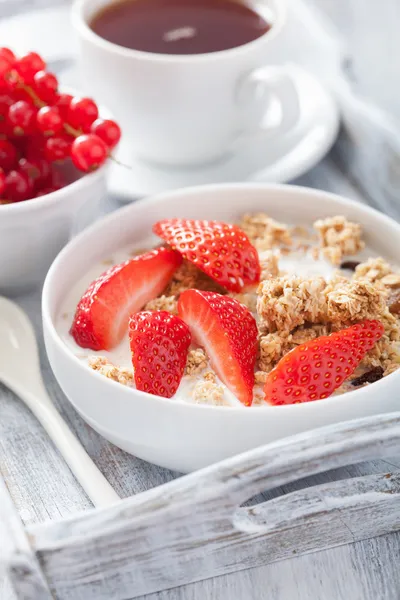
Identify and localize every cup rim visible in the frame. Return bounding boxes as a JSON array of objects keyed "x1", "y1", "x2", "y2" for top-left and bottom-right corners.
[{"x1": 72, "y1": 0, "x2": 287, "y2": 63}]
